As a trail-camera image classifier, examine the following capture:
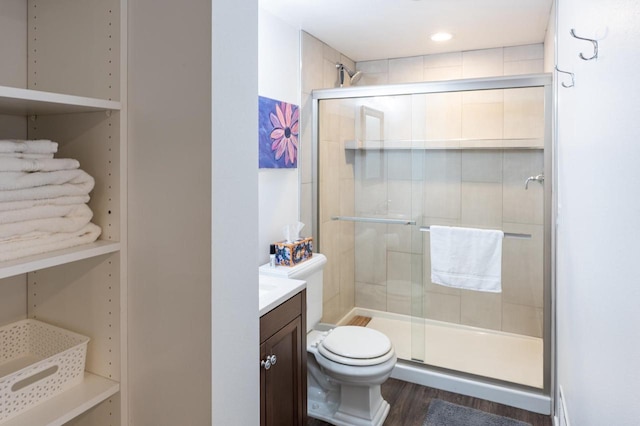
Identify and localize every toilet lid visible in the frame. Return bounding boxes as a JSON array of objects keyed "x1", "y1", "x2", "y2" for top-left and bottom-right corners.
[{"x1": 320, "y1": 326, "x2": 392, "y2": 360}]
